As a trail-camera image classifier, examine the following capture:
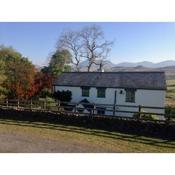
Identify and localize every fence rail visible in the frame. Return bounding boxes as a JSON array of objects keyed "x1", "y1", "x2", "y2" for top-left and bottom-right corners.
[{"x1": 0, "y1": 99, "x2": 174, "y2": 124}]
